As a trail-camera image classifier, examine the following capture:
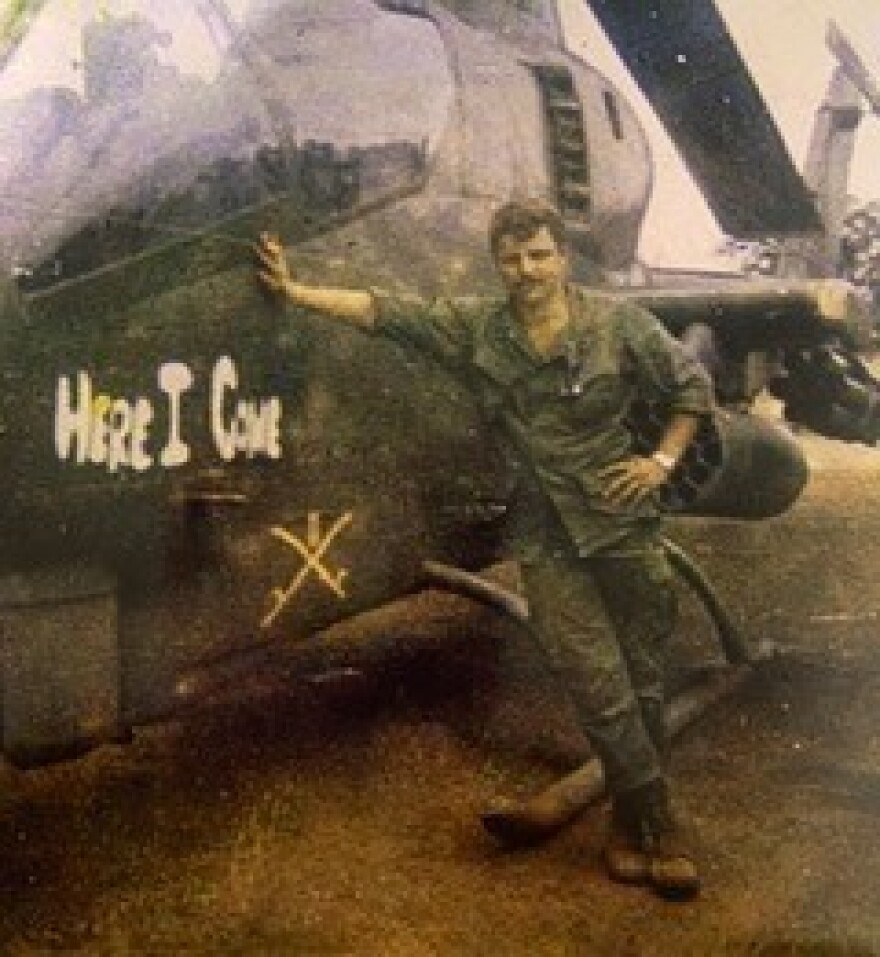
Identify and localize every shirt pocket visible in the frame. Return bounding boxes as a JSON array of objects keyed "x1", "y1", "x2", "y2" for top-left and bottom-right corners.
[{"x1": 562, "y1": 372, "x2": 629, "y2": 427}]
